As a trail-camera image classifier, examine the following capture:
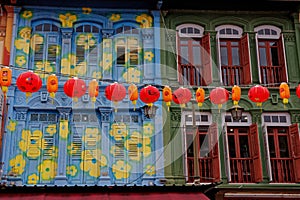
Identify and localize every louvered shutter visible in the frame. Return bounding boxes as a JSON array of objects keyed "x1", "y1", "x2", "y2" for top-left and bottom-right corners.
[
  {"x1": 202, "y1": 33, "x2": 212, "y2": 85},
  {"x1": 288, "y1": 124, "x2": 300, "y2": 182},
  {"x1": 240, "y1": 33, "x2": 251, "y2": 84},
  {"x1": 249, "y1": 124, "x2": 262, "y2": 182},
  {"x1": 262, "y1": 125, "x2": 273, "y2": 182},
  {"x1": 278, "y1": 34, "x2": 288, "y2": 82},
  {"x1": 209, "y1": 123, "x2": 220, "y2": 182}
]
